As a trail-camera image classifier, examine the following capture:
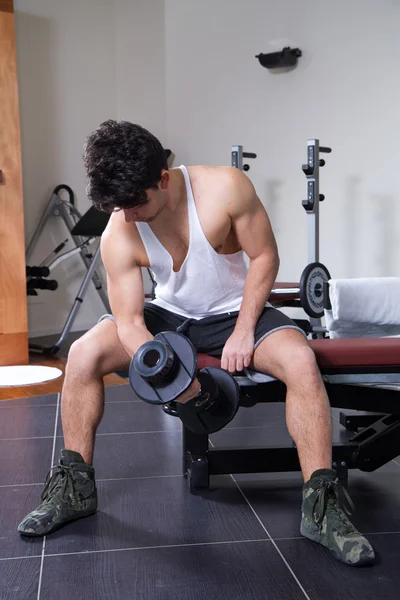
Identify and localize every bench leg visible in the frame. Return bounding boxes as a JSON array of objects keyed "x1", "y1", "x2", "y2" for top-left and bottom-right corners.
[
  {"x1": 332, "y1": 459, "x2": 349, "y2": 486},
  {"x1": 182, "y1": 426, "x2": 210, "y2": 493}
]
